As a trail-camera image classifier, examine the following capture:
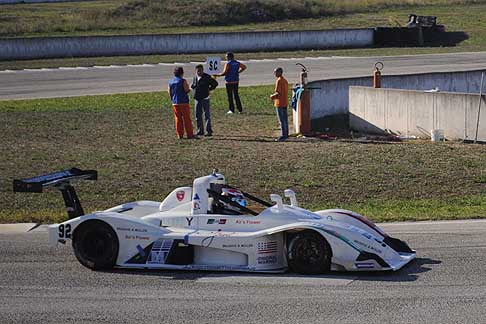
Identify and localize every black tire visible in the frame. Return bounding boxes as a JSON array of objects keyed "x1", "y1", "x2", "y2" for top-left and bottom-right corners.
[
  {"x1": 287, "y1": 230, "x2": 332, "y2": 275},
  {"x1": 72, "y1": 220, "x2": 119, "y2": 270}
]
